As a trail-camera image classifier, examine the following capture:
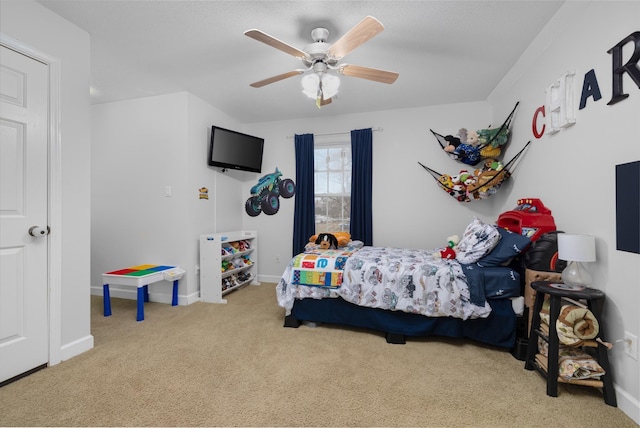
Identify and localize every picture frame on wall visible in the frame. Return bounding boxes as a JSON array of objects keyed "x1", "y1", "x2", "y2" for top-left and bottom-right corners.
[{"x1": 616, "y1": 161, "x2": 640, "y2": 254}]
